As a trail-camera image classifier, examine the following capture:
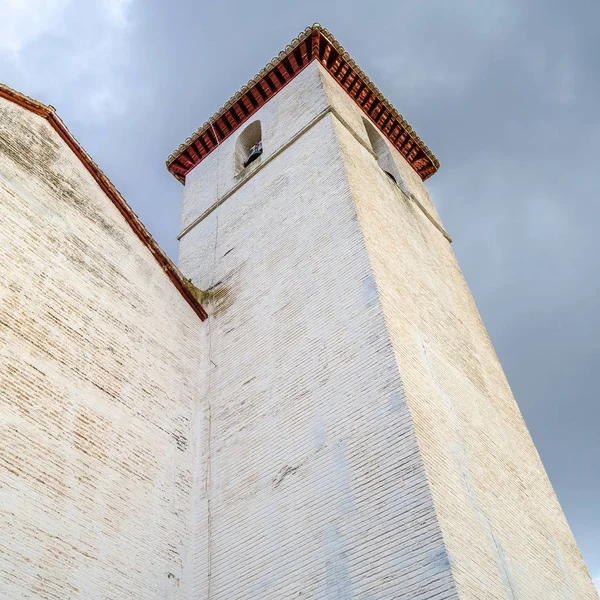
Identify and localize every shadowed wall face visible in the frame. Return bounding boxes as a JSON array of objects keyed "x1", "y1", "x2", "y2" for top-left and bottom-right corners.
[
  {"x1": 320, "y1": 66, "x2": 599, "y2": 599},
  {"x1": 0, "y1": 96, "x2": 208, "y2": 600}
]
